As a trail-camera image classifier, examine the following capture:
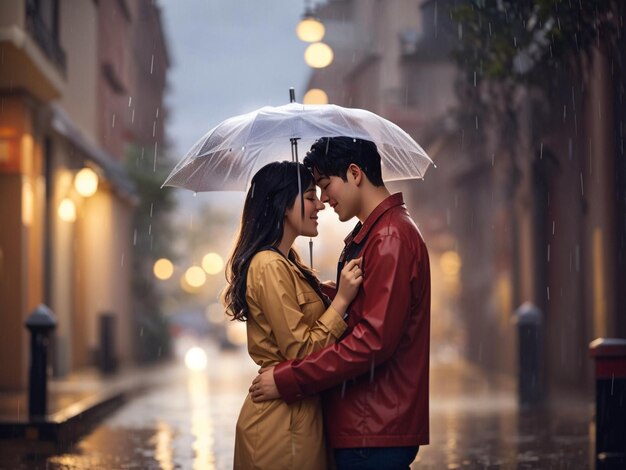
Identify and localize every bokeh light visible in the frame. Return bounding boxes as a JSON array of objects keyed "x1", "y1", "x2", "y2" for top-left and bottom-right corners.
[
  {"x1": 202, "y1": 252, "x2": 224, "y2": 275},
  {"x1": 303, "y1": 88, "x2": 329, "y2": 104},
  {"x1": 296, "y1": 17, "x2": 325, "y2": 42},
  {"x1": 184, "y1": 347, "x2": 208, "y2": 371},
  {"x1": 153, "y1": 258, "x2": 174, "y2": 280},
  {"x1": 304, "y1": 42, "x2": 334, "y2": 68},
  {"x1": 58, "y1": 198, "x2": 77, "y2": 222},
  {"x1": 74, "y1": 167, "x2": 99, "y2": 197}
]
